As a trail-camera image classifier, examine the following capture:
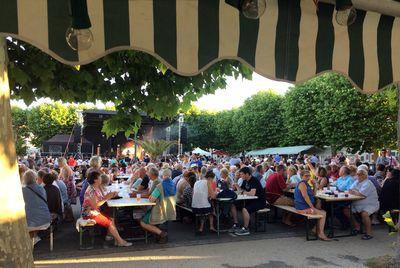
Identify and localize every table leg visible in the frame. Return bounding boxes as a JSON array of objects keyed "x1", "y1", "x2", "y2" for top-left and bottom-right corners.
[
  {"x1": 217, "y1": 201, "x2": 220, "y2": 237},
  {"x1": 349, "y1": 203, "x2": 353, "y2": 236},
  {"x1": 329, "y1": 202, "x2": 334, "y2": 238}
]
